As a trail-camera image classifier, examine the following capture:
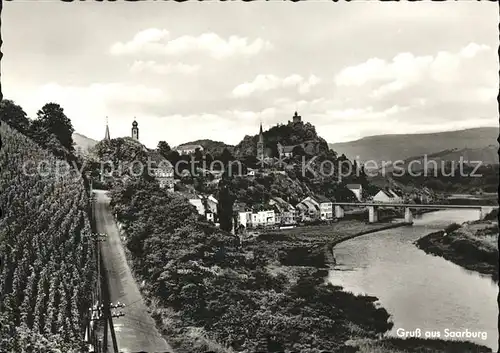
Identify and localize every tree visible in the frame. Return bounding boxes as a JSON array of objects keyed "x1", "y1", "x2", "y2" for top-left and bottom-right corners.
[
  {"x1": 292, "y1": 145, "x2": 305, "y2": 157},
  {"x1": 194, "y1": 148, "x2": 204, "y2": 164},
  {"x1": 220, "y1": 148, "x2": 234, "y2": 167},
  {"x1": 0, "y1": 100, "x2": 30, "y2": 133},
  {"x1": 217, "y1": 174, "x2": 236, "y2": 232},
  {"x1": 157, "y1": 141, "x2": 171, "y2": 157},
  {"x1": 35, "y1": 103, "x2": 74, "y2": 151}
]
